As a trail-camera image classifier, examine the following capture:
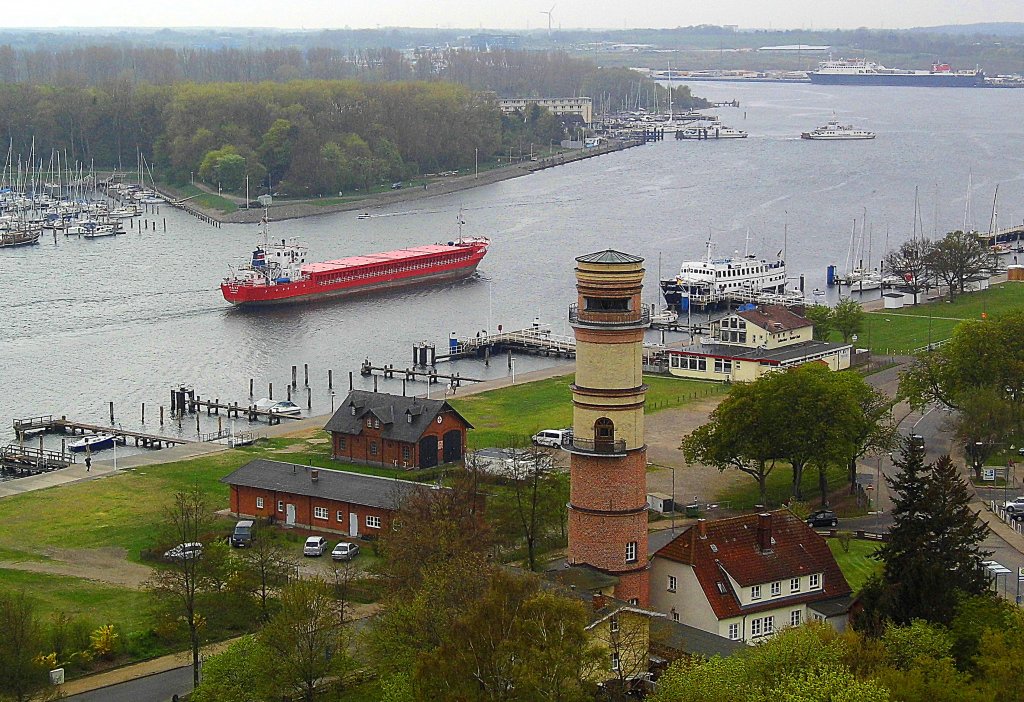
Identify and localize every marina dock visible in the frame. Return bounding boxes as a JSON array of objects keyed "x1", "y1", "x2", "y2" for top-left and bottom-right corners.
[
  {"x1": 0, "y1": 444, "x2": 75, "y2": 476},
  {"x1": 13, "y1": 415, "x2": 194, "y2": 449}
]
